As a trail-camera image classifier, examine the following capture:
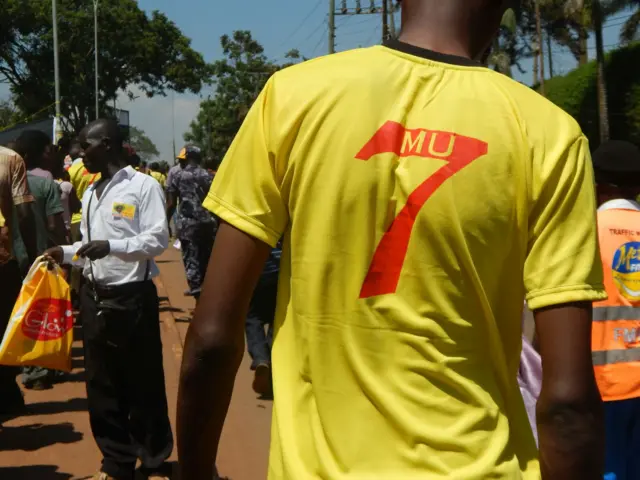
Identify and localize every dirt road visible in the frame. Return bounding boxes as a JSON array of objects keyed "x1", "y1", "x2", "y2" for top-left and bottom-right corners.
[{"x1": 0, "y1": 247, "x2": 272, "y2": 480}]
